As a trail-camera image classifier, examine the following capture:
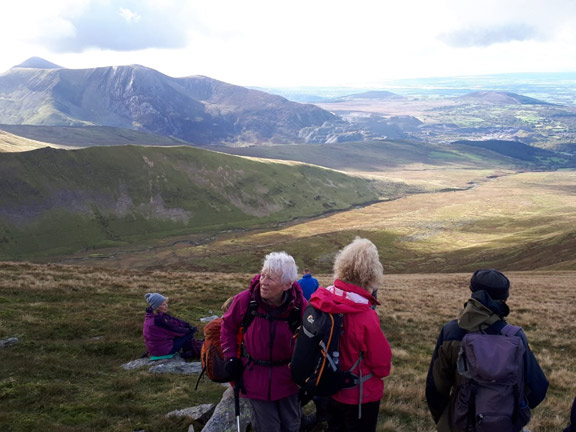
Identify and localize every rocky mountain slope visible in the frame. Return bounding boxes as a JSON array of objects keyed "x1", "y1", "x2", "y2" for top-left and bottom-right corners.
[{"x1": 0, "y1": 58, "x2": 338, "y2": 146}]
